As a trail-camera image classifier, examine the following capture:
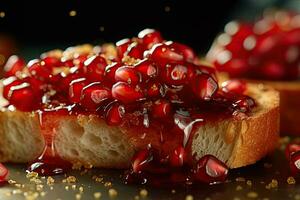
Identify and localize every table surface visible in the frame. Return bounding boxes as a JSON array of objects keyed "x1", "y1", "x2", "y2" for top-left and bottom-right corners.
[{"x1": 0, "y1": 142, "x2": 299, "y2": 200}]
